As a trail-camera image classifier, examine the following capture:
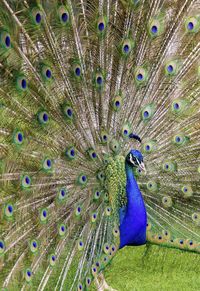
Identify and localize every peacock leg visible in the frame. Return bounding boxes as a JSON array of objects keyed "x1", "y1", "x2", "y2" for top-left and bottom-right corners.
[
  {"x1": 95, "y1": 276, "x2": 105, "y2": 291},
  {"x1": 96, "y1": 273, "x2": 118, "y2": 291}
]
